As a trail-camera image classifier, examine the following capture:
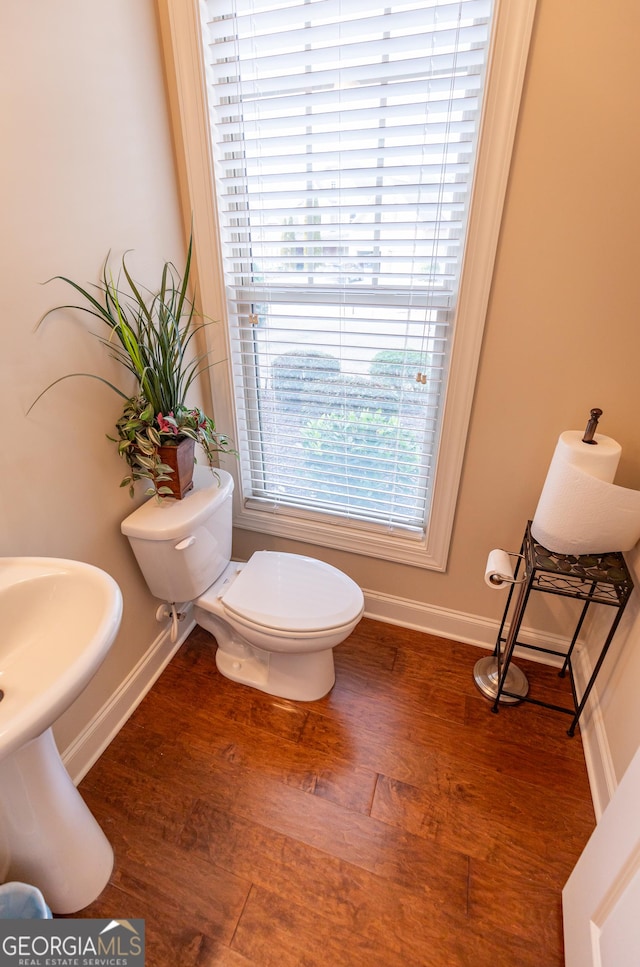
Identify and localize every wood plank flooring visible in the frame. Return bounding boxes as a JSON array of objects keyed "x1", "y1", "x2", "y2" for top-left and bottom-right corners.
[{"x1": 75, "y1": 618, "x2": 595, "y2": 966}]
